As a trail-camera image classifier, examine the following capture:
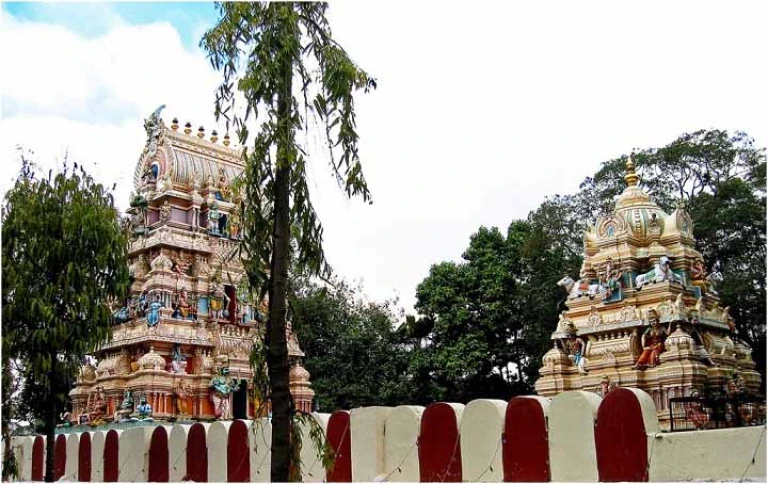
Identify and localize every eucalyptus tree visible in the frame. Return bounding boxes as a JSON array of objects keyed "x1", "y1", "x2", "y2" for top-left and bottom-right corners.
[
  {"x1": 202, "y1": 3, "x2": 375, "y2": 480},
  {"x1": 1, "y1": 155, "x2": 129, "y2": 482}
]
